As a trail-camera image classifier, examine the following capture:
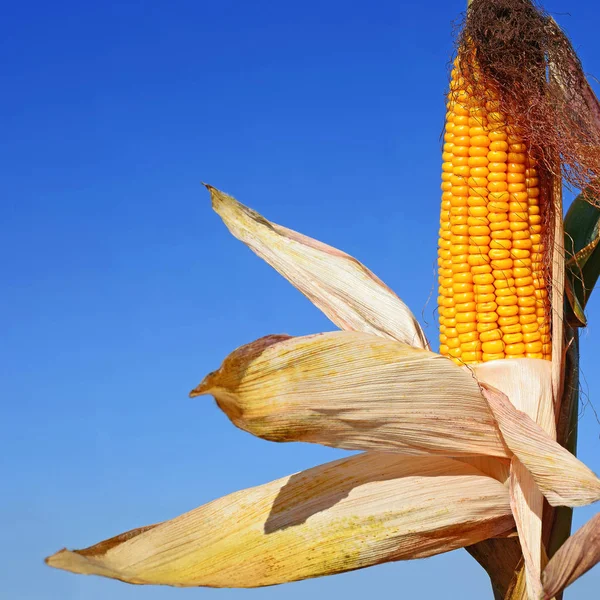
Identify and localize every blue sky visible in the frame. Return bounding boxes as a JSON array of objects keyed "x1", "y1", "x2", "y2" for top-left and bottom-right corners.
[{"x1": 2, "y1": 1, "x2": 599, "y2": 598}]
